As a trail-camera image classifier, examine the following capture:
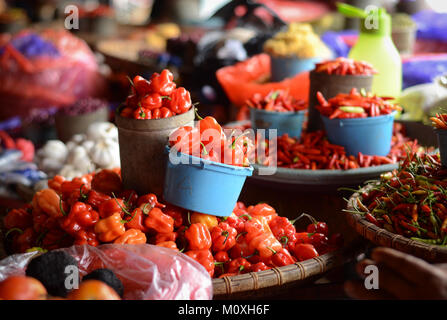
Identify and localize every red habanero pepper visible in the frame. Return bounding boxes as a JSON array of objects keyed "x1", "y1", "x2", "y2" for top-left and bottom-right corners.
[
  {"x1": 133, "y1": 107, "x2": 151, "y2": 119},
  {"x1": 98, "y1": 198, "x2": 127, "y2": 218},
  {"x1": 132, "y1": 75, "x2": 151, "y2": 95},
  {"x1": 94, "y1": 212, "x2": 126, "y2": 242},
  {"x1": 60, "y1": 202, "x2": 99, "y2": 236},
  {"x1": 214, "y1": 251, "x2": 230, "y2": 263},
  {"x1": 248, "y1": 203, "x2": 278, "y2": 224},
  {"x1": 74, "y1": 229, "x2": 99, "y2": 247},
  {"x1": 118, "y1": 190, "x2": 139, "y2": 208},
  {"x1": 156, "y1": 241, "x2": 178, "y2": 251},
  {"x1": 269, "y1": 216, "x2": 297, "y2": 246},
  {"x1": 149, "y1": 70, "x2": 176, "y2": 95},
  {"x1": 144, "y1": 207, "x2": 174, "y2": 234},
  {"x1": 221, "y1": 213, "x2": 245, "y2": 233},
  {"x1": 91, "y1": 169, "x2": 123, "y2": 196},
  {"x1": 211, "y1": 223, "x2": 237, "y2": 252},
  {"x1": 154, "y1": 231, "x2": 177, "y2": 244},
  {"x1": 185, "y1": 223, "x2": 212, "y2": 250},
  {"x1": 114, "y1": 229, "x2": 147, "y2": 244},
  {"x1": 15, "y1": 227, "x2": 36, "y2": 253},
  {"x1": 124, "y1": 208, "x2": 148, "y2": 232},
  {"x1": 137, "y1": 193, "x2": 165, "y2": 209},
  {"x1": 229, "y1": 233, "x2": 255, "y2": 259},
  {"x1": 227, "y1": 257, "x2": 251, "y2": 274},
  {"x1": 271, "y1": 248, "x2": 296, "y2": 267},
  {"x1": 169, "y1": 87, "x2": 192, "y2": 114},
  {"x1": 47, "y1": 175, "x2": 65, "y2": 194},
  {"x1": 247, "y1": 232, "x2": 282, "y2": 259},
  {"x1": 185, "y1": 249, "x2": 215, "y2": 277},
  {"x1": 293, "y1": 243, "x2": 319, "y2": 261},
  {"x1": 152, "y1": 108, "x2": 161, "y2": 119},
  {"x1": 196, "y1": 113, "x2": 225, "y2": 150},
  {"x1": 86, "y1": 190, "x2": 111, "y2": 210},
  {"x1": 3, "y1": 207, "x2": 32, "y2": 230},
  {"x1": 163, "y1": 204, "x2": 184, "y2": 228},
  {"x1": 42, "y1": 228, "x2": 73, "y2": 250},
  {"x1": 306, "y1": 220, "x2": 329, "y2": 236},
  {"x1": 160, "y1": 107, "x2": 174, "y2": 118},
  {"x1": 33, "y1": 189, "x2": 64, "y2": 219},
  {"x1": 141, "y1": 93, "x2": 163, "y2": 110},
  {"x1": 250, "y1": 262, "x2": 270, "y2": 272},
  {"x1": 309, "y1": 233, "x2": 329, "y2": 252}
]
